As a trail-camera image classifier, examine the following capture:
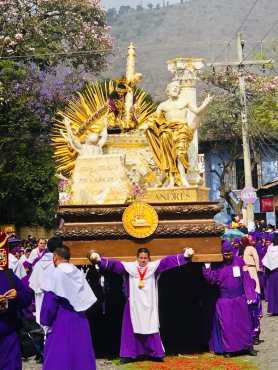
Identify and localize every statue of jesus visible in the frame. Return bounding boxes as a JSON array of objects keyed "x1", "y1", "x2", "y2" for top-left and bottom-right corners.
[{"x1": 145, "y1": 81, "x2": 213, "y2": 187}]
